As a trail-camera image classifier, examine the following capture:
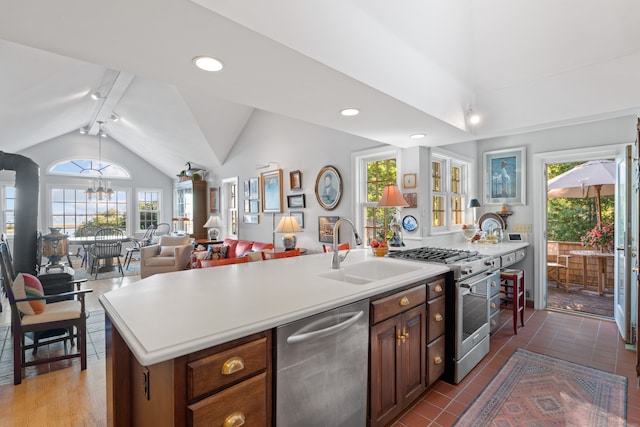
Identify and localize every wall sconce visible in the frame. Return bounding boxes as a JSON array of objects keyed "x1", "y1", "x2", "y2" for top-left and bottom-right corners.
[{"x1": 377, "y1": 184, "x2": 409, "y2": 247}]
